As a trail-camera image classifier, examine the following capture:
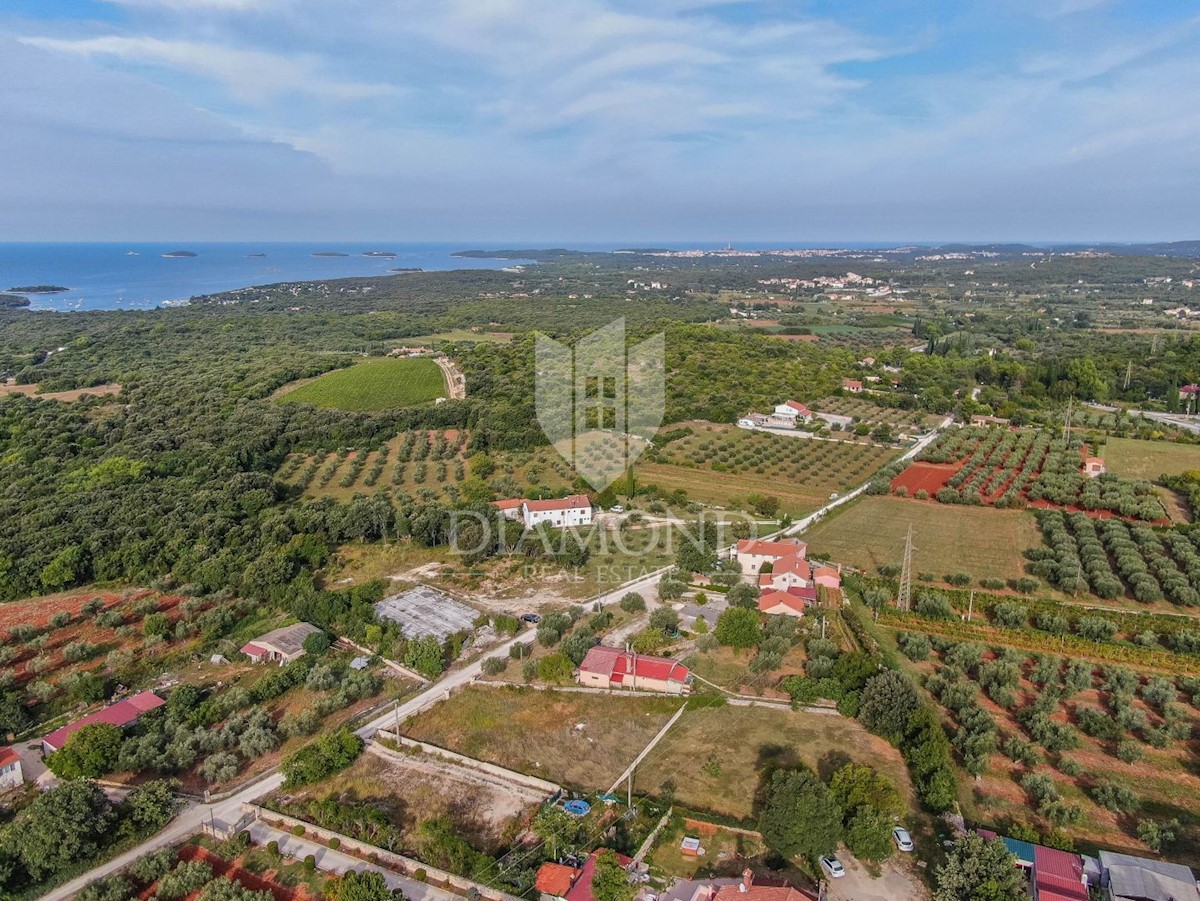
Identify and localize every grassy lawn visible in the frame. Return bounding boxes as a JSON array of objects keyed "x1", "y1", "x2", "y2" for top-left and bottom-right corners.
[
  {"x1": 403, "y1": 685, "x2": 684, "y2": 790},
  {"x1": 803, "y1": 496, "x2": 1043, "y2": 584},
  {"x1": 648, "y1": 818, "x2": 765, "y2": 880},
  {"x1": 637, "y1": 705, "x2": 916, "y2": 821},
  {"x1": 277, "y1": 358, "x2": 446, "y2": 411},
  {"x1": 1101, "y1": 436, "x2": 1200, "y2": 480}
]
